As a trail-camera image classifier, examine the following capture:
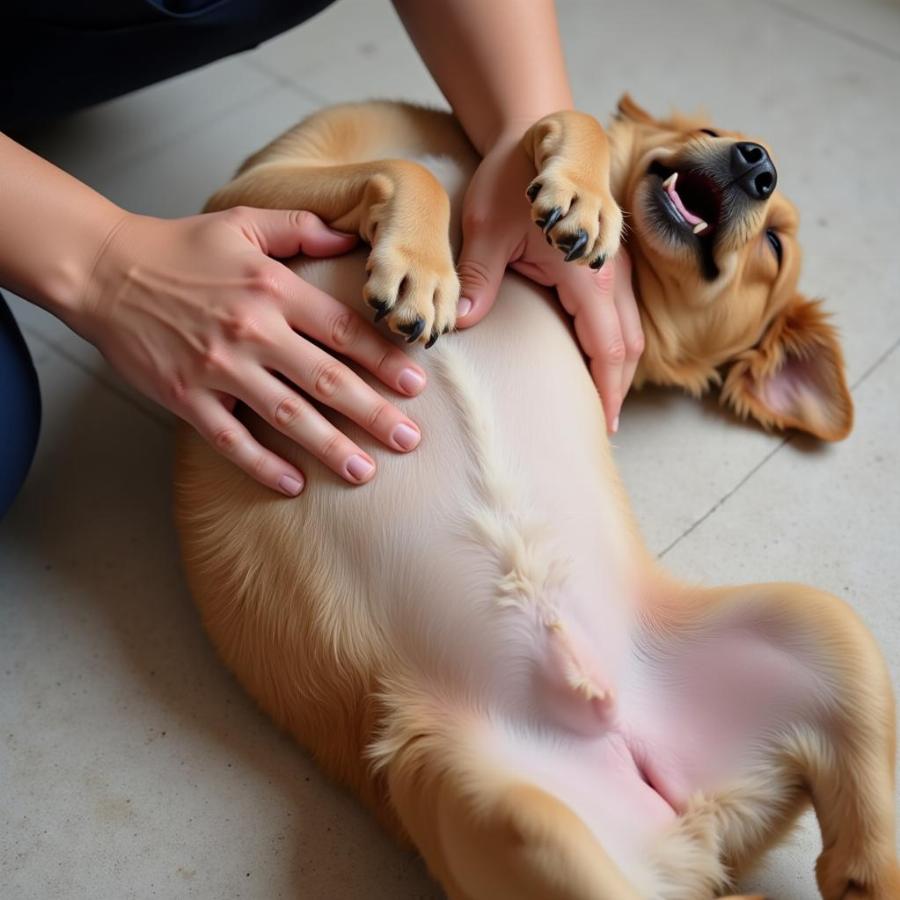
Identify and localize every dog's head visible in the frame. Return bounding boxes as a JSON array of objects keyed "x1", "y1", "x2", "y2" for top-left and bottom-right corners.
[{"x1": 610, "y1": 94, "x2": 852, "y2": 441}]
